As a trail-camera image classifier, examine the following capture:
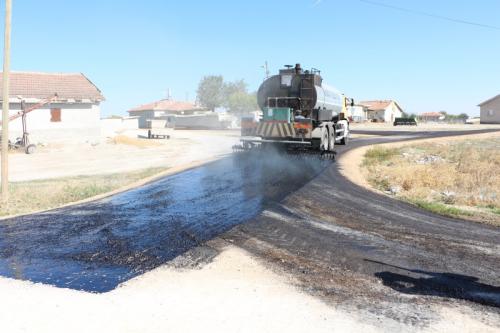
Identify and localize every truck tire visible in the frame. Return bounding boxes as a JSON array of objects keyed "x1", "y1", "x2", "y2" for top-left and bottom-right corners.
[
  {"x1": 339, "y1": 123, "x2": 349, "y2": 145},
  {"x1": 339, "y1": 134, "x2": 349, "y2": 145}
]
